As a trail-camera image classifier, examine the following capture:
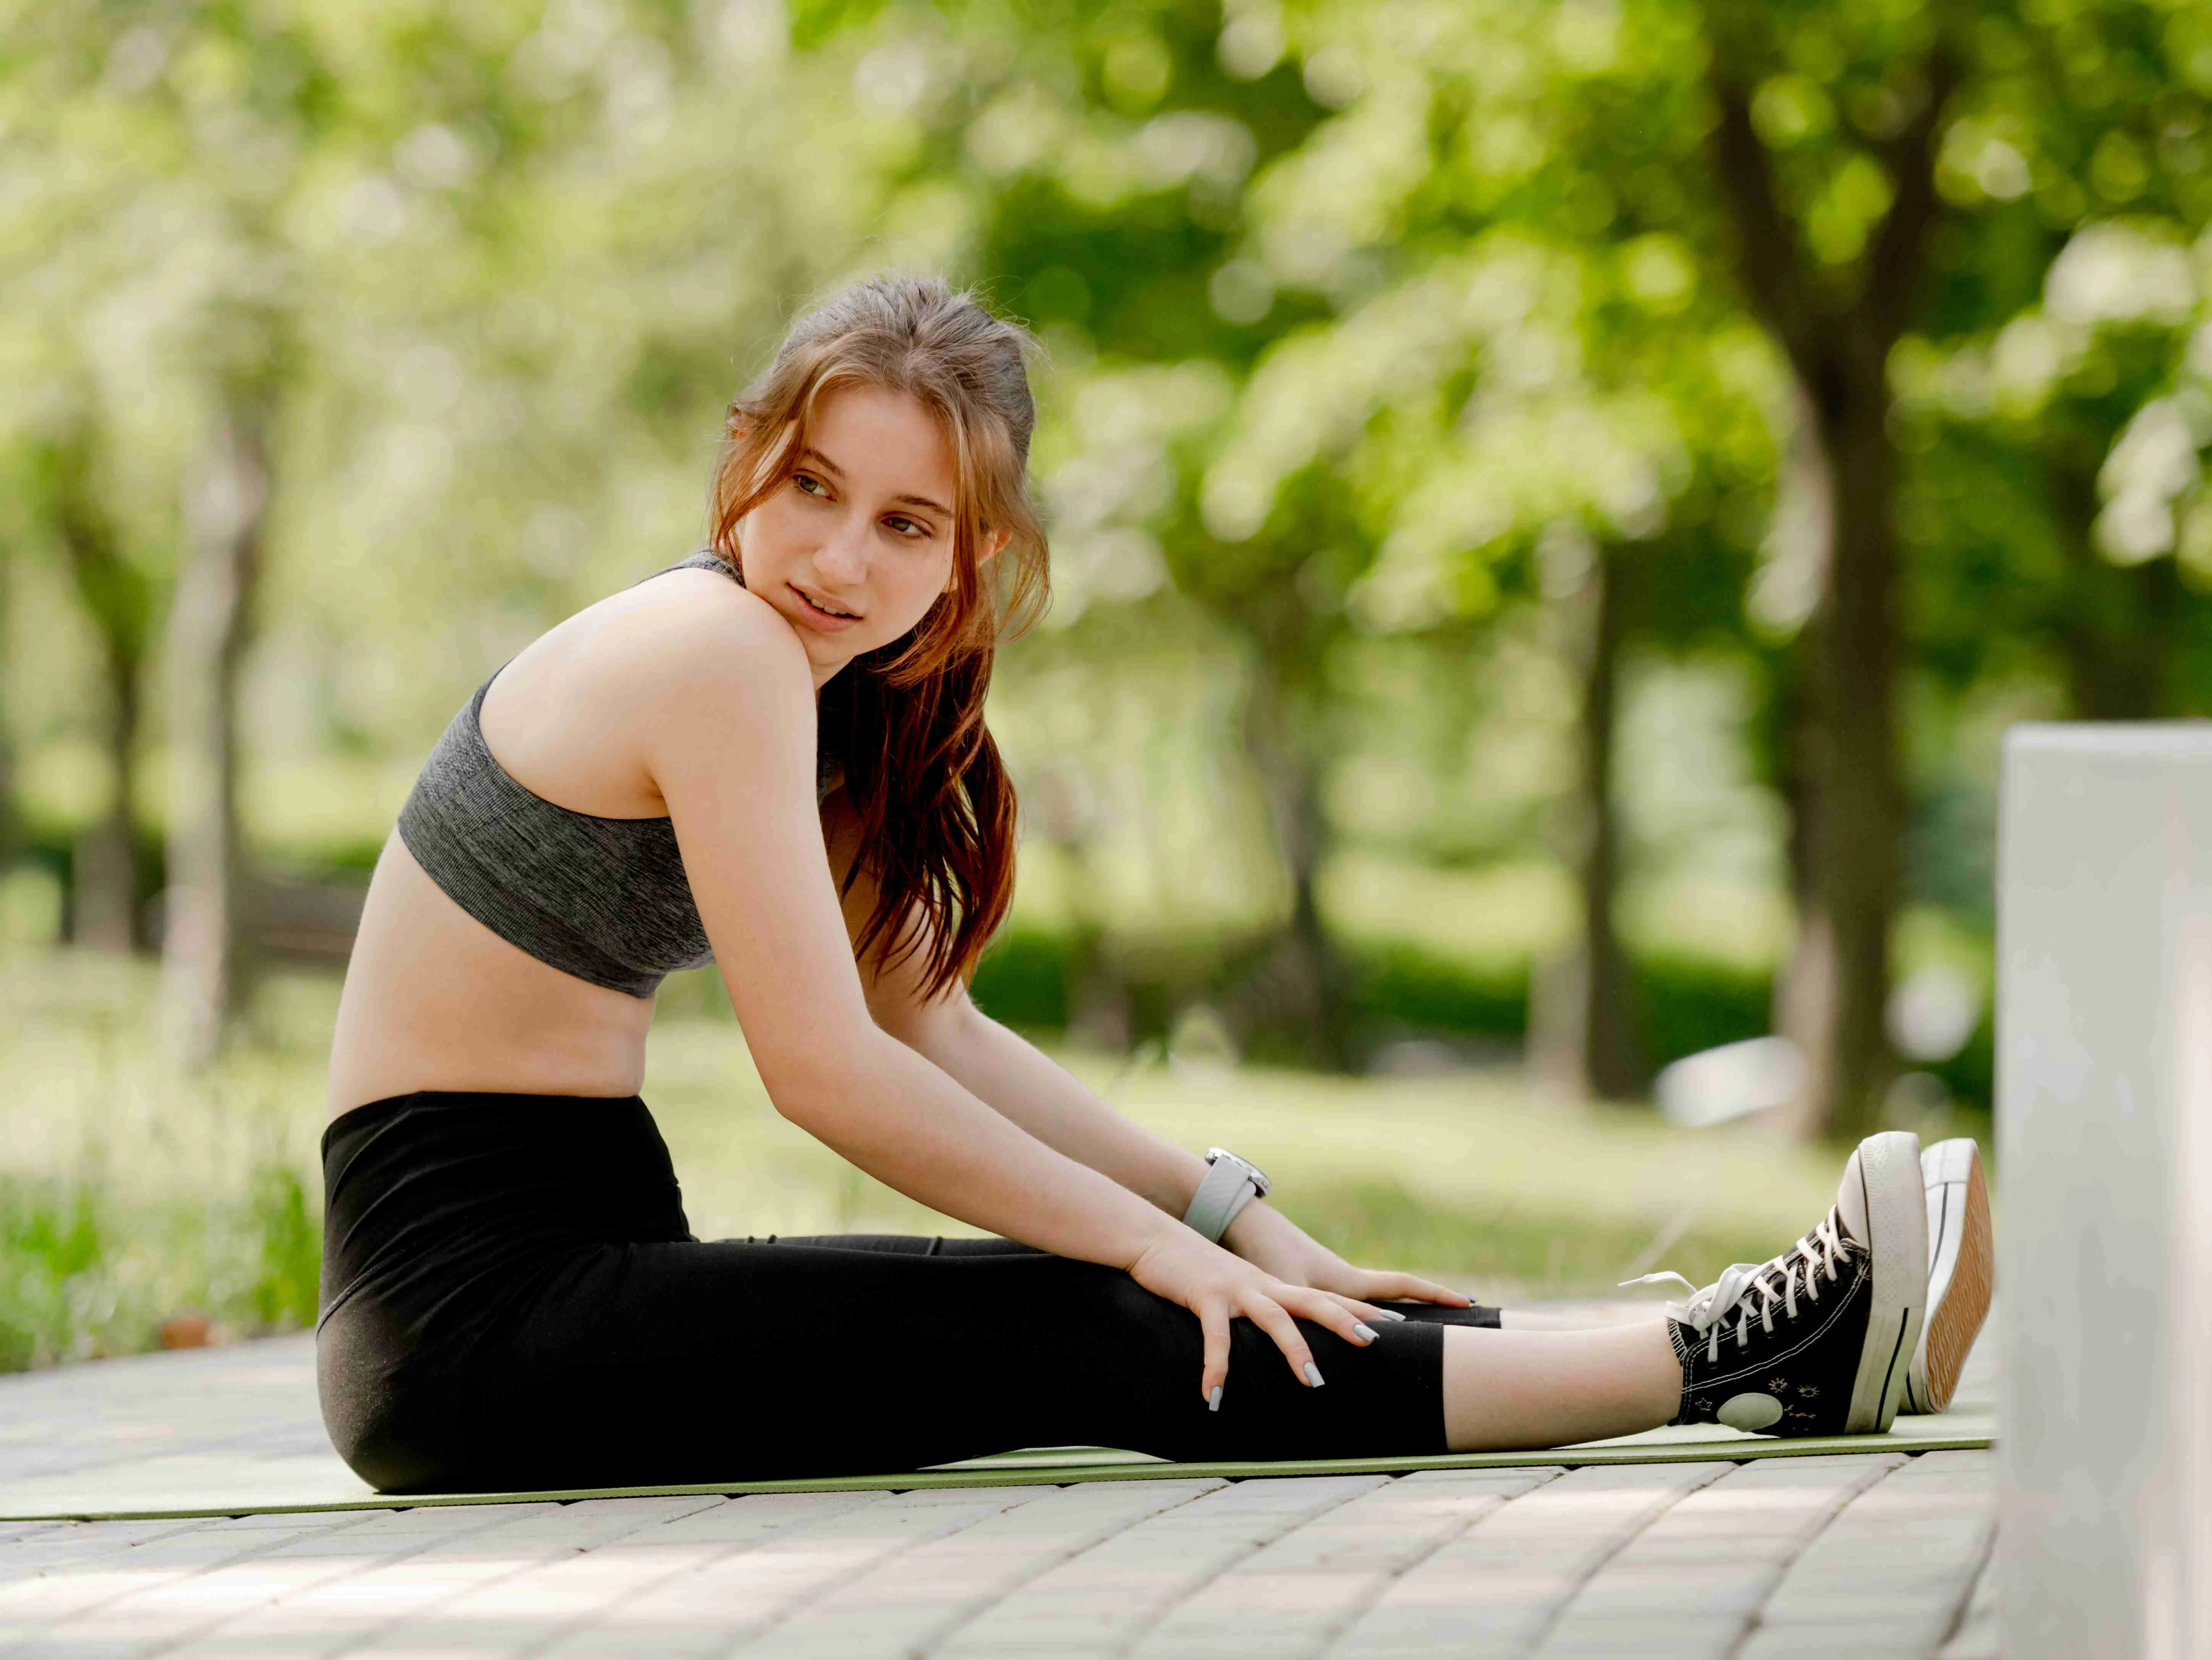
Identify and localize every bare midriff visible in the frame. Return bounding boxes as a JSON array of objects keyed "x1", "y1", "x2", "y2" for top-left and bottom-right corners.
[{"x1": 324, "y1": 832, "x2": 656, "y2": 1120}]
